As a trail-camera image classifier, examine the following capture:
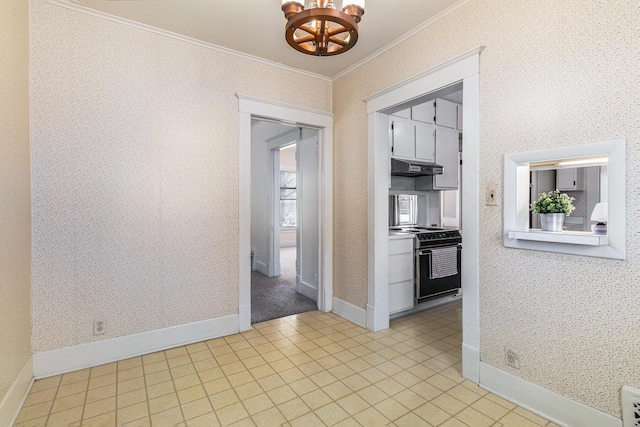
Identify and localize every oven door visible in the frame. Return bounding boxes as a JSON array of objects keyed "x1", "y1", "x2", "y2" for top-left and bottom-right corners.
[{"x1": 415, "y1": 245, "x2": 461, "y2": 302}]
